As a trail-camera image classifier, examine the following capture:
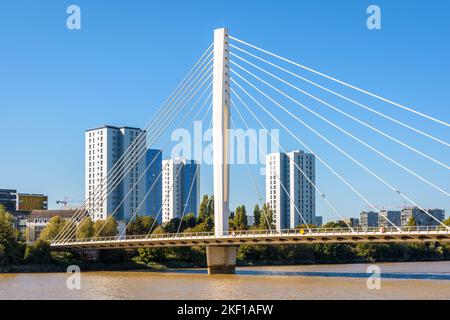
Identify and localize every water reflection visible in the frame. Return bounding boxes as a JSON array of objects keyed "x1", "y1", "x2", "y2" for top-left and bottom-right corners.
[
  {"x1": 169, "y1": 268, "x2": 450, "y2": 280},
  {"x1": 1, "y1": 261, "x2": 450, "y2": 300}
]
